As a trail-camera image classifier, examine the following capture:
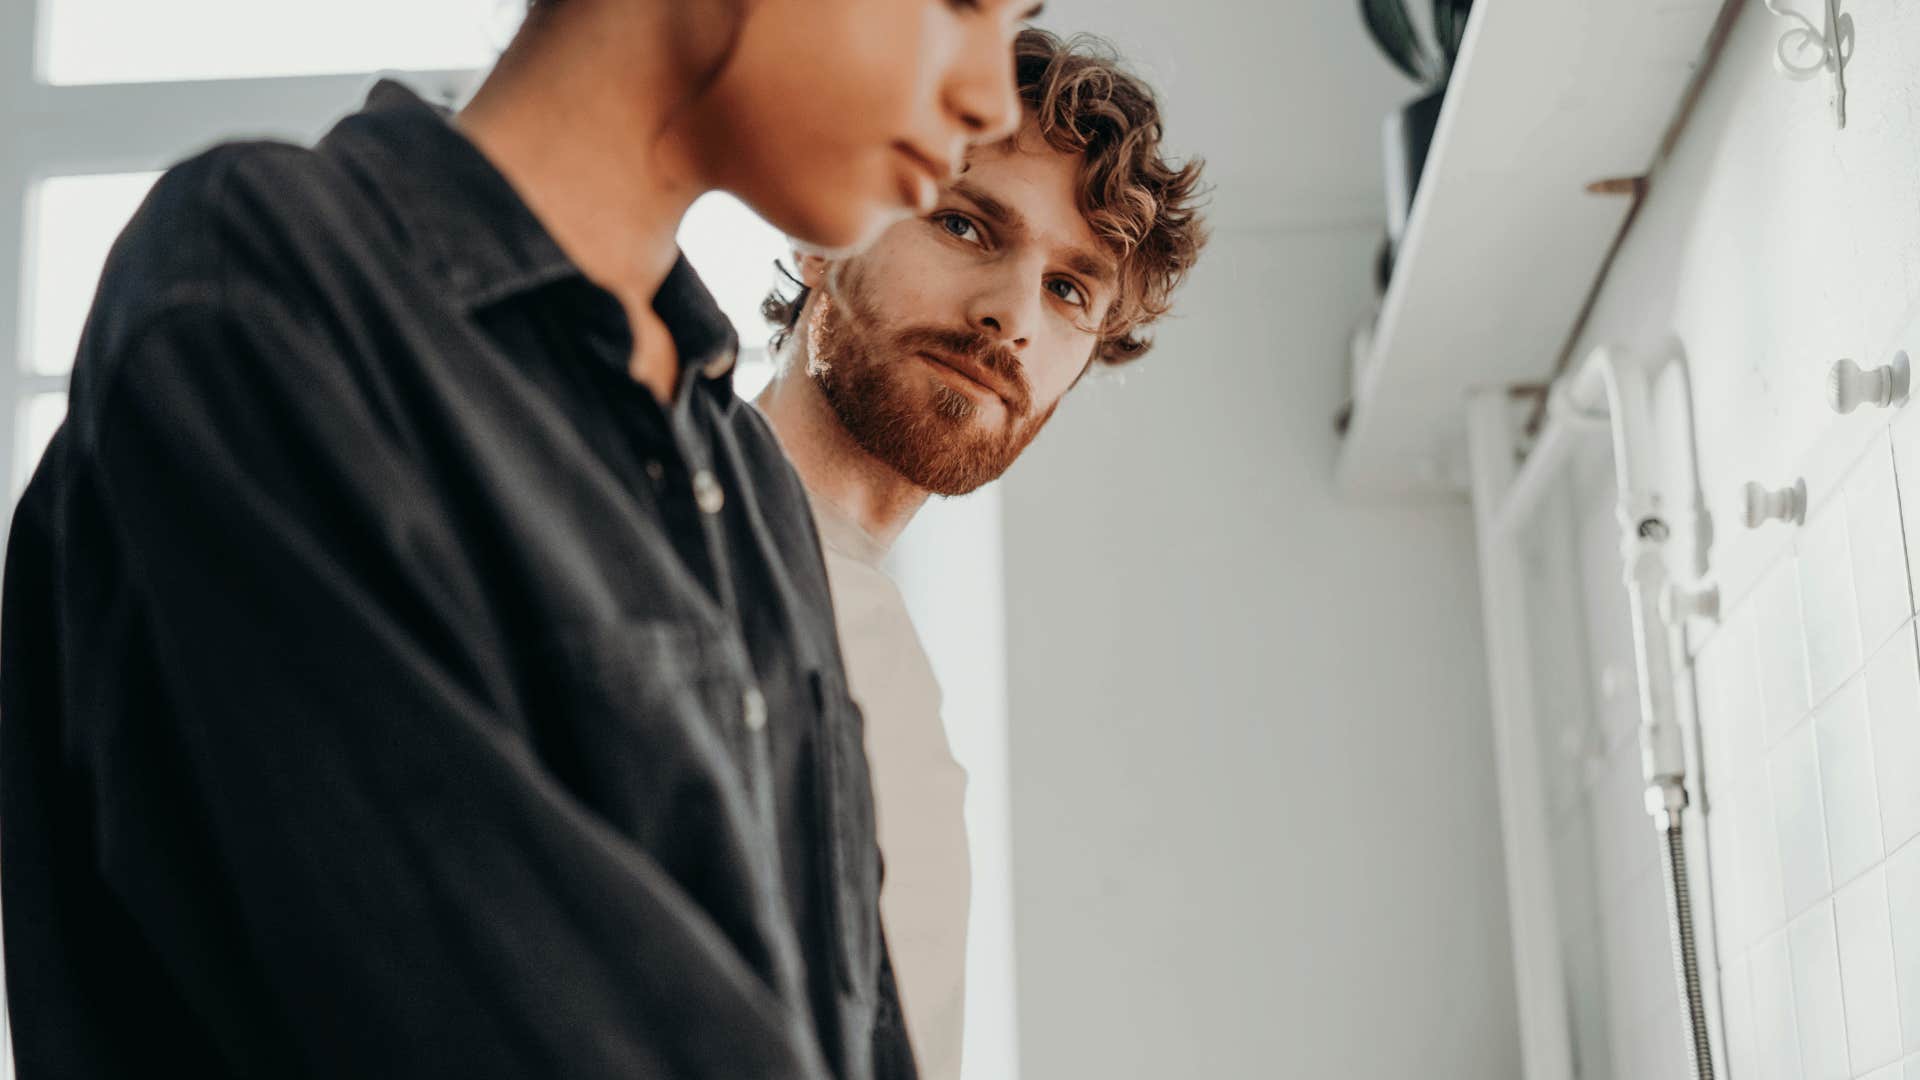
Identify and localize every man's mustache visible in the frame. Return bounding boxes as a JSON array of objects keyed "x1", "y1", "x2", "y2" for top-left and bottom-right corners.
[{"x1": 892, "y1": 326, "x2": 1032, "y2": 414}]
